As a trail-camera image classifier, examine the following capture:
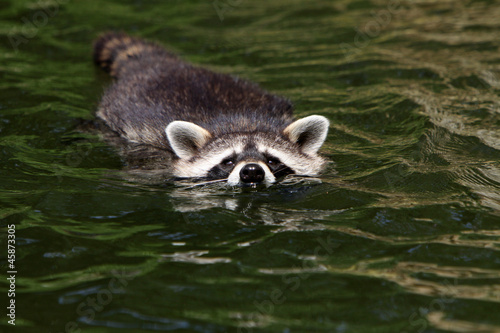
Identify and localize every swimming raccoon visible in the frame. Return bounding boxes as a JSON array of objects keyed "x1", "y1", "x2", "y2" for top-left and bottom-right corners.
[{"x1": 93, "y1": 32, "x2": 329, "y2": 186}]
